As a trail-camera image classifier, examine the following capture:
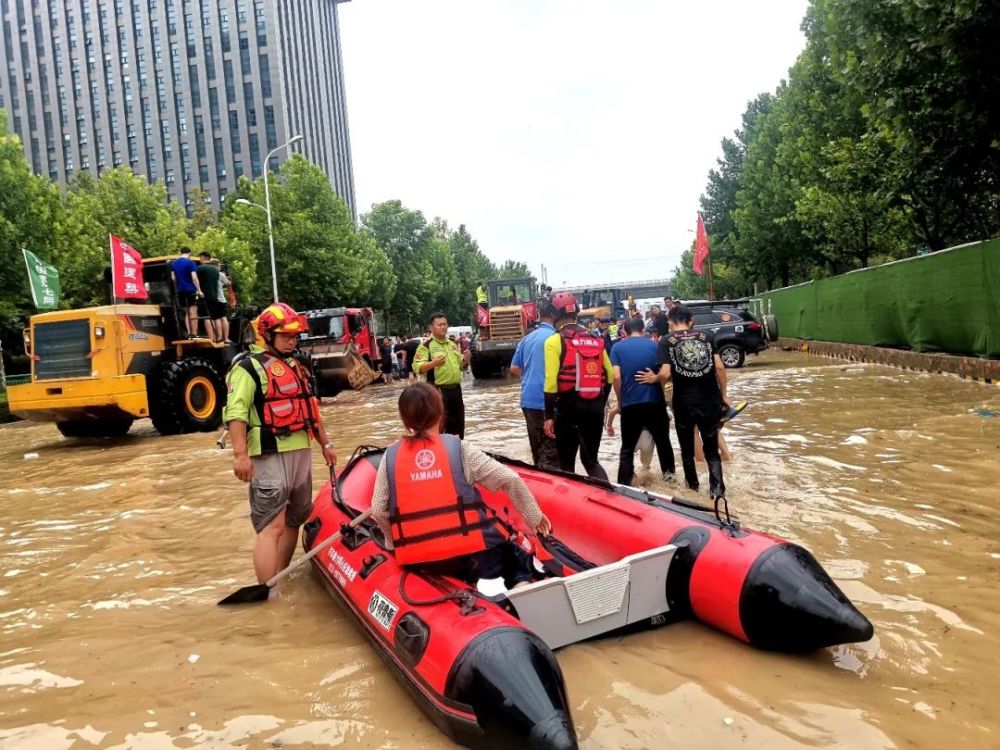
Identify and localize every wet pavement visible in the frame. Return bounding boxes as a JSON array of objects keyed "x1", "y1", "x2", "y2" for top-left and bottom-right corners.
[{"x1": 0, "y1": 350, "x2": 998, "y2": 748}]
